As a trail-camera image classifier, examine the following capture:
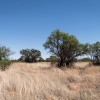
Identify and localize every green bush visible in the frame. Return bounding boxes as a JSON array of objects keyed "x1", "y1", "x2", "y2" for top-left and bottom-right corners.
[
  {"x1": 78, "y1": 58, "x2": 91, "y2": 62},
  {"x1": 0, "y1": 60, "x2": 12, "y2": 71}
]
